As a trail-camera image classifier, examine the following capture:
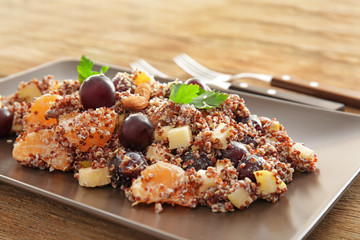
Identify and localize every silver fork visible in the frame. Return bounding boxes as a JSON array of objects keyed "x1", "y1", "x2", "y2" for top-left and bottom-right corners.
[
  {"x1": 173, "y1": 53, "x2": 360, "y2": 109},
  {"x1": 130, "y1": 59, "x2": 169, "y2": 78},
  {"x1": 173, "y1": 53, "x2": 272, "y2": 83},
  {"x1": 130, "y1": 58, "x2": 231, "y2": 90}
]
